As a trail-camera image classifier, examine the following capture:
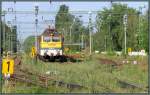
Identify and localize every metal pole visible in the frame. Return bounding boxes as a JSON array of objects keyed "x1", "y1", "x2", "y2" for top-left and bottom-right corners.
[
  {"x1": 70, "y1": 18, "x2": 75, "y2": 44},
  {"x1": 123, "y1": 14, "x2": 127, "y2": 56},
  {"x1": 139, "y1": 7, "x2": 141, "y2": 49},
  {"x1": 2, "y1": 11, "x2": 6, "y2": 53},
  {"x1": 0, "y1": 0, "x2": 2, "y2": 56},
  {"x1": 7, "y1": 21, "x2": 12, "y2": 53},
  {"x1": 81, "y1": 32, "x2": 84, "y2": 49},
  {"x1": 14, "y1": 0, "x2": 16, "y2": 25},
  {"x1": 69, "y1": 25, "x2": 72, "y2": 44},
  {"x1": 78, "y1": 15, "x2": 84, "y2": 49},
  {"x1": 109, "y1": 0, "x2": 113, "y2": 51},
  {"x1": 34, "y1": 4, "x2": 39, "y2": 62},
  {"x1": 138, "y1": 6, "x2": 145, "y2": 49},
  {"x1": 34, "y1": 5, "x2": 39, "y2": 53},
  {"x1": 10, "y1": 26, "x2": 13, "y2": 53},
  {"x1": 0, "y1": 0, "x2": 2, "y2": 83},
  {"x1": 88, "y1": 11, "x2": 92, "y2": 55},
  {"x1": 109, "y1": 15, "x2": 111, "y2": 51},
  {"x1": 105, "y1": 36, "x2": 107, "y2": 51},
  {"x1": 125, "y1": 25, "x2": 127, "y2": 56}
]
